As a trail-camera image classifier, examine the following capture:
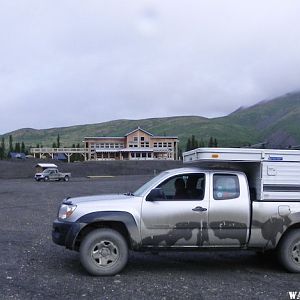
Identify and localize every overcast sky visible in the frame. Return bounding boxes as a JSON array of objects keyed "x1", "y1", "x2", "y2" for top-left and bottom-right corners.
[{"x1": 1, "y1": 0, "x2": 300, "y2": 134}]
